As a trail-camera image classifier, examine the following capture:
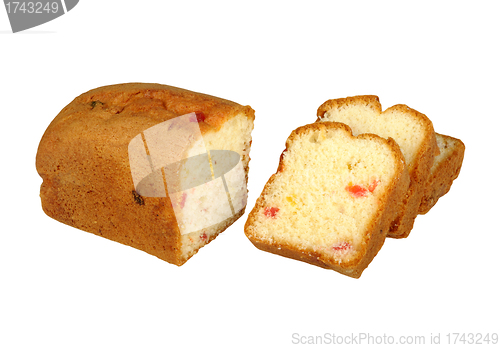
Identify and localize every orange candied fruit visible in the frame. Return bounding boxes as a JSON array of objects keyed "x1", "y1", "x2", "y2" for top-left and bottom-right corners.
[
  {"x1": 346, "y1": 179, "x2": 379, "y2": 198},
  {"x1": 263, "y1": 207, "x2": 279, "y2": 218},
  {"x1": 346, "y1": 183, "x2": 369, "y2": 198}
]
